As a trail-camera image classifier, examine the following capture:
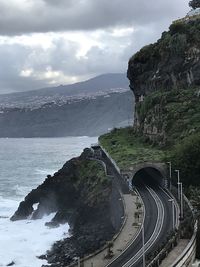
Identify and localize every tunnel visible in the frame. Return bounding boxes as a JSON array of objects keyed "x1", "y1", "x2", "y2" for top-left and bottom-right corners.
[{"x1": 132, "y1": 167, "x2": 165, "y2": 188}]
